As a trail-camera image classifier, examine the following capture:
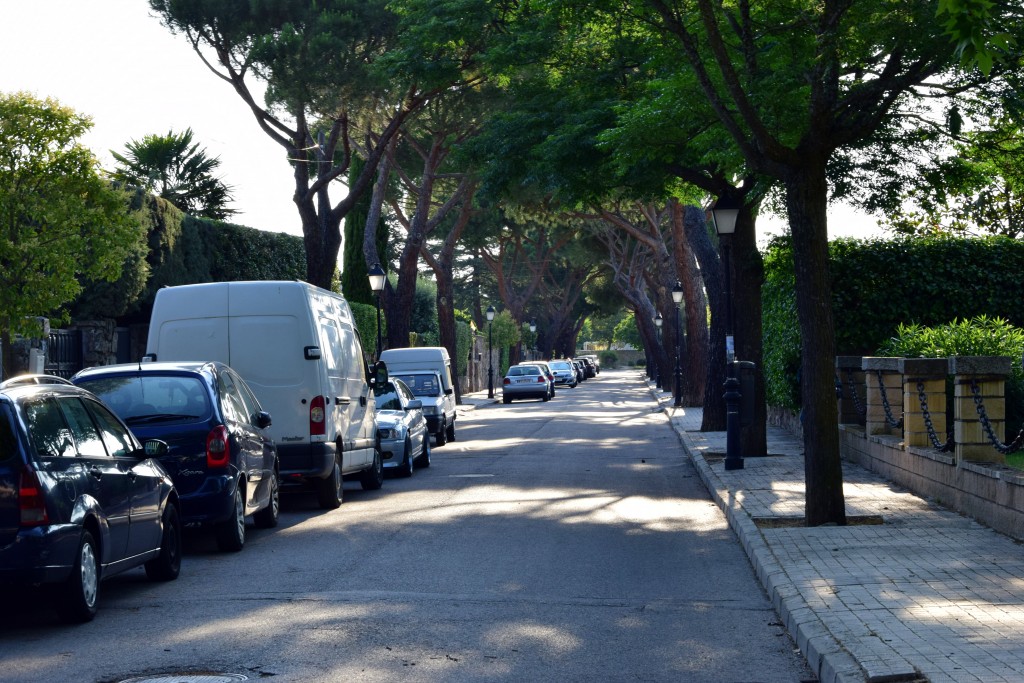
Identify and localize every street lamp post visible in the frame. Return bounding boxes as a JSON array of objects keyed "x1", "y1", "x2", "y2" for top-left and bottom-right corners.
[
  {"x1": 672, "y1": 282, "x2": 683, "y2": 407},
  {"x1": 368, "y1": 263, "x2": 386, "y2": 361},
  {"x1": 529, "y1": 319, "x2": 537, "y2": 361},
  {"x1": 709, "y1": 196, "x2": 743, "y2": 471},
  {"x1": 486, "y1": 305, "x2": 496, "y2": 398},
  {"x1": 654, "y1": 312, "x2": 663, "y2": 389}
]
